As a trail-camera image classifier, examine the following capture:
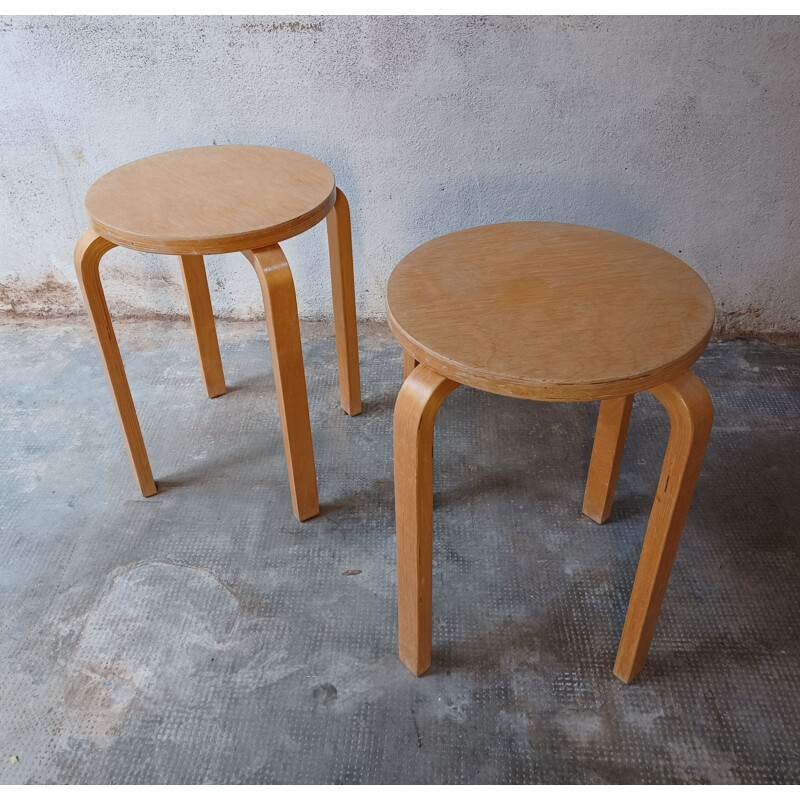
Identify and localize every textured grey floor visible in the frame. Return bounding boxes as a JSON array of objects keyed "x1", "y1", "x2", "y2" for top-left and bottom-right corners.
[{"x1": 1, "y1": 318, "x2": 799, "y2": 784}]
